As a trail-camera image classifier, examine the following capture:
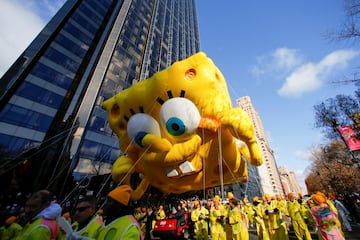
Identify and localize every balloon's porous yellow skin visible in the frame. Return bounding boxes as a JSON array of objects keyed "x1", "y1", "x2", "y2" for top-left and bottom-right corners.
[{"x1": 103, "y1": 52, "x2": 262, "y2": 200}]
